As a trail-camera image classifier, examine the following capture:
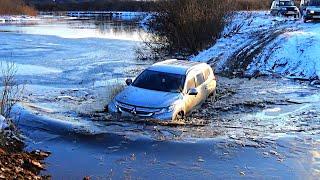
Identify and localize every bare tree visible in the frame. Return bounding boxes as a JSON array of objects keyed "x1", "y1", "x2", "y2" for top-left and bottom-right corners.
[
  {"x1": 0, "y1": 62, "x2": 24, "y2": 118},
  {"x1": 139, "y1": 0, "x2": 235, "y2": 60},
  {"x1": 0, "y1": 0, "x2": 36, "y2": 16}
]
